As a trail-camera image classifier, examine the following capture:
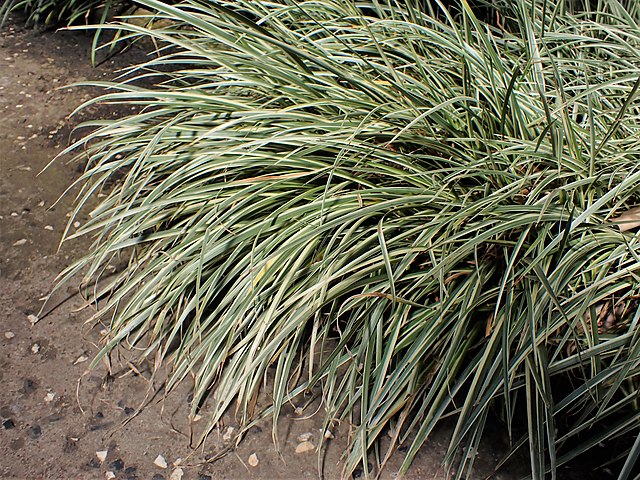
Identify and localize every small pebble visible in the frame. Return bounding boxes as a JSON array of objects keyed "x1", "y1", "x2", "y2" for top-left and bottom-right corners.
[
  {"x1": 2, "y1": 419, "x2": 15, "y2": 429},
  {"x1": 124, "y1": 466, "x2": 137, "y2": 475},
  {"x1": 297, "y1": 432, "x2": 314, "y2": 442},
  {"x1": 96, "y1": 450, "x2": 108, "y2": 462},
  {"x1": 4, "y1": 331, "x2": 15, "y2": 339},
  {"x1": 222, "y1": 426, "x2": 234, "y2": 442},
  {"x1": 87, "y1": 458, "x2": 101, "y2": 469},
  {"x1": 154, "y1": 454, "x2": 168, "y2": 469},
  {"x1": 247, "y1": 453, "x2": 259, "y2": 467},
  {"x1": 31, "y1": 343, "x2": 40, "y2": 354},
  {"x1": 152, "y1": 475, "x2": 165, "y2": 480},
  {"x1": 169, "y1": 468, "x2": 184, "y2": 480},
  {"x1": 23, "y1": 378, "x2": 37, "y2": 393},
  {"x1": 105, "y1": 472, "x2": 116, "y2": 480},
  {"x1": 109, "y1": 459, "x2": 124, "y2": 471},
  {"x1": 13, "y1": 239, "x2": 27, "y2": 246},
  {"x1": 44, "y1": 225, "x2": 53, "y2": 231},
  {"x1": 295, "y1": 440, "x2": 315, "y2": 454},
  {"x1": 44, "y1": 392, "x2": 55, "y2": 403},
  {"x1": 324, "y1": 429, "x2": 335, "y2": 440},
  {"x1": 47, "y1": 413, "x2": 63, "y2": 422},
  {"x1": 124, "y1": 407, "x2": 135, "y2": 415},
  {"x1": 198, "y1": 476, "x2": 212, "y2": 480},
  {"x1": 29, "y1": 425, "x2": 42, "y2": 438},
  {"x1": 27, "y1": 314, "x2": 38, "y2": 325}
]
